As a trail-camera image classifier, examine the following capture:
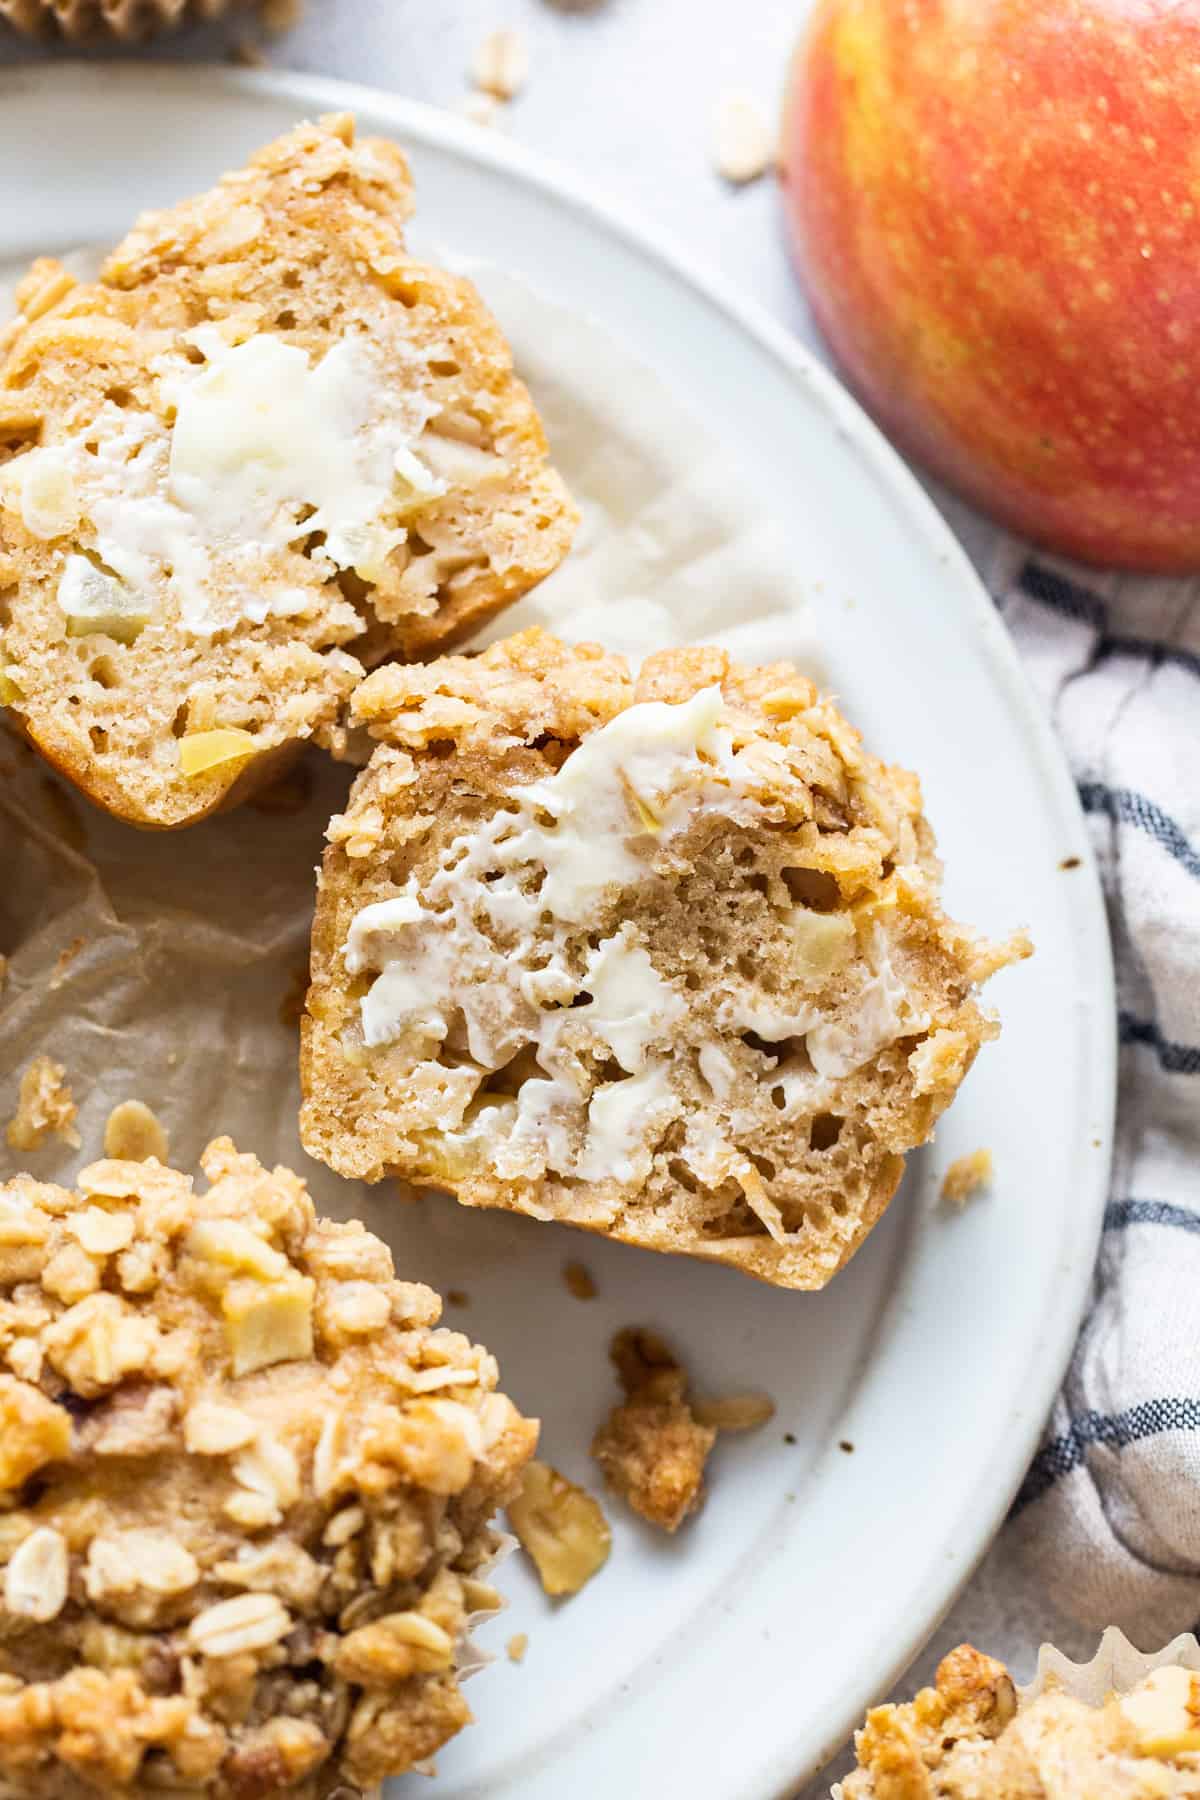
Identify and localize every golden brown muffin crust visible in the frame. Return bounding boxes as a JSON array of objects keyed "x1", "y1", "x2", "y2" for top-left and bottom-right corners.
[{"x1": 0, "y1": 1139, "x2": 537, "y2": 1796}]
